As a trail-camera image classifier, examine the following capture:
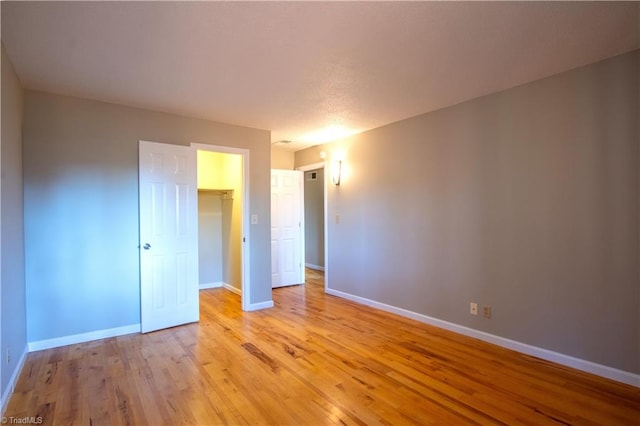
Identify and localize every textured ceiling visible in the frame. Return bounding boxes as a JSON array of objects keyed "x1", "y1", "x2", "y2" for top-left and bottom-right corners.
[{"x1": 2, "y1": 2, "x2": 638, "y2": 152}]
